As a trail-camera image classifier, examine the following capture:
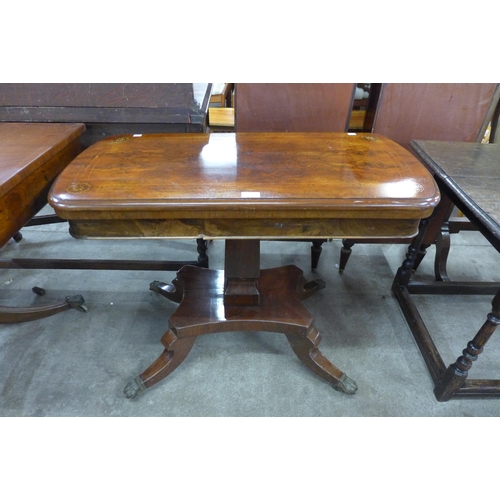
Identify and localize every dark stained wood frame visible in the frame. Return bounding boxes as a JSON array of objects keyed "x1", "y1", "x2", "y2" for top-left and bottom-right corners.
[
  {"x1": 0, "y1": 84, "x2": 213, "y2": 148},
  {"x1": 393, "y1": 140, "x2": 500, "y2": 401}
]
